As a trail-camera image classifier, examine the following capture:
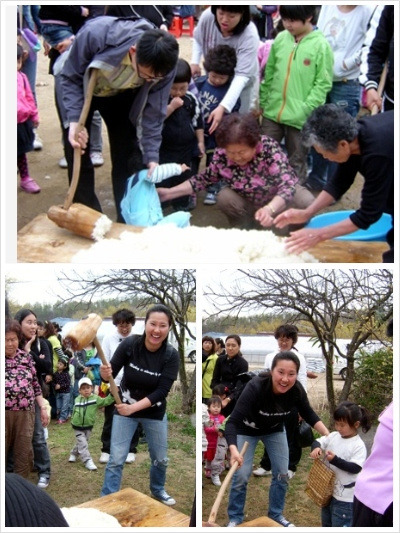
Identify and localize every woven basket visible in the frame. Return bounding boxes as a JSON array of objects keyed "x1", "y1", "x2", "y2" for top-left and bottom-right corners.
[{"x1": 305, "y1": 459, "x2": 335, "y2": 507}]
